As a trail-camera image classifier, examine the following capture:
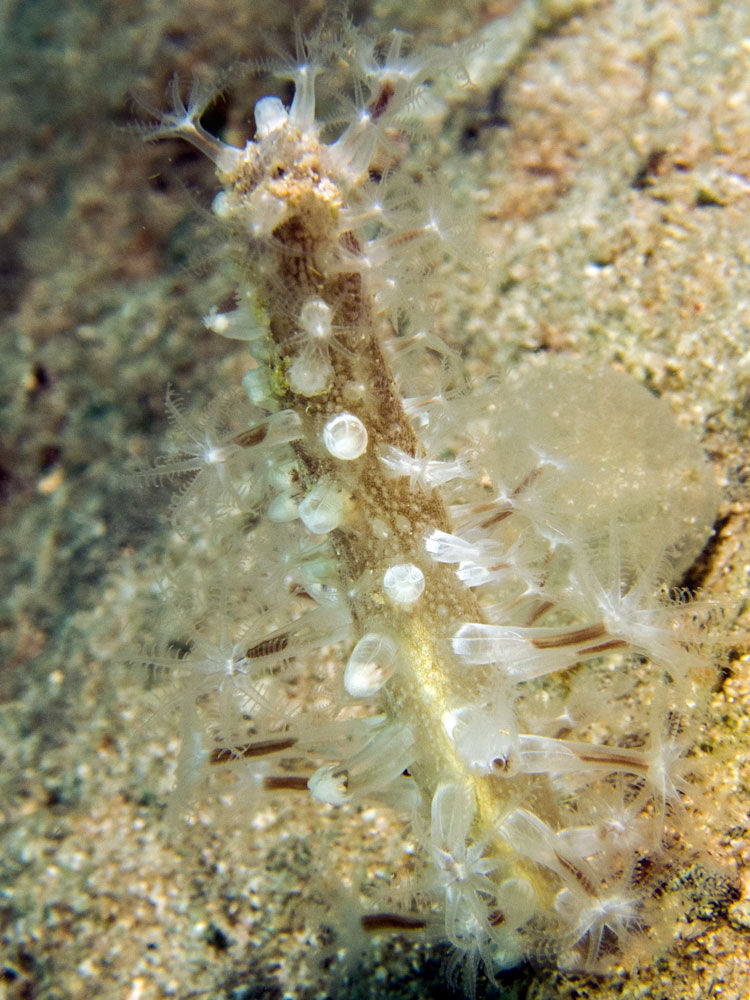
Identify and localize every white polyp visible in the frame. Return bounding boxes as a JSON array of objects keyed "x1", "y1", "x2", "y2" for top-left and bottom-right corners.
[
  {"x1": 242, "y1": 367, "x2": 271, "y2": 405},
  {"x1": 266, "y1": 456, "x2": 298, "y2": 490},
  {"x1": 267, "y1": 490, "x2": 298, "y2": 523},
  {"x1": 425, "y1": 529, "x2": 506, "y2": 573},
  {"x1": 442, "y1": 703, "x2": 518, "y2": 776},
  {"x1": 451, "y1": 622, "x2": 602, "y2": 681},
  {"x1": 203, "y1": 306, "x2": 231, "y2": 335},
  {"x1": 379, "y1": 445, "x2": 416, "y2": 479},
  {"x1": 215, "y1": 144, "x2": 242, "y2": 176},
  {"x1": 254, "y1": 96, "x2": 288, "y2": 138},
  {"x1": 286, "y1": 299, "x2": 336, "y2": 397},
  {"x1": 456, "y1": 562, "x2": 498, "y2": 587},
  {"x1": 264, "y1": 409, "x2": 302, "y2": 445},
  {"x1": 323, "y1": 412, "x2": 368, "y2": 460},
  {"x1": 308, "y1": 763, "x2": 350, "y2": 805},
  {"x1": 249, "y1": 189, "x2": 287, "y2": 236},
  {"x1": 381, "y1": 448, "x2": 468, "y2": 489},
  {"x1": 331, "y1": 115, "x2": 379, "y2": 180},
  {"x1": 299, "y1": 298, "x2": 332, "y2": 340},
  {"x1": 344, "y1": 632, "x2": 399, "y2": 698},
  {"x1": 425, "y1": 529, "x2": 478, "y2": 563},
  {"x1": 345, "y1": 722, "x2": 415, "y2": 800},
  {"x1": 553, "y1": 888, "x2": 577, "y2": 921},
  {"x1": 370, "y1": 517, "x2": 389, "y2": 539},
  {"x1": 383, "y1": 563, "x2": 425, "y2": 604},
  {"x1": 498, "y1": 809, "x2": 558, "y2": 870},
  {"x1": 430, "y1": 781, "x2": 475, "y2": 855},
  {"x1": 204, "y1": 289, "x2": 268, "y2": 342},
  {"x1": 298, "y1": 482, "x2": 343, "y2": 534},
  {"x1": 211, "y1": 191, "x2": 230, "y2": 219},
  {"x1": 288, "y1": 352, "x2": 333, "y2": 397},
  {"x1": 289, "y1": 64, "x2": 318, "y2": 131}
]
